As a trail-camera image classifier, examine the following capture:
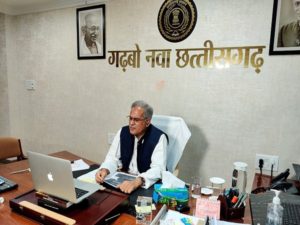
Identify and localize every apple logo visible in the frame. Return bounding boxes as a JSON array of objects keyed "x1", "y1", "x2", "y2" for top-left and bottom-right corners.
[{"x1": 47, "y1": 172, "x2": 54, "y2": 182}]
